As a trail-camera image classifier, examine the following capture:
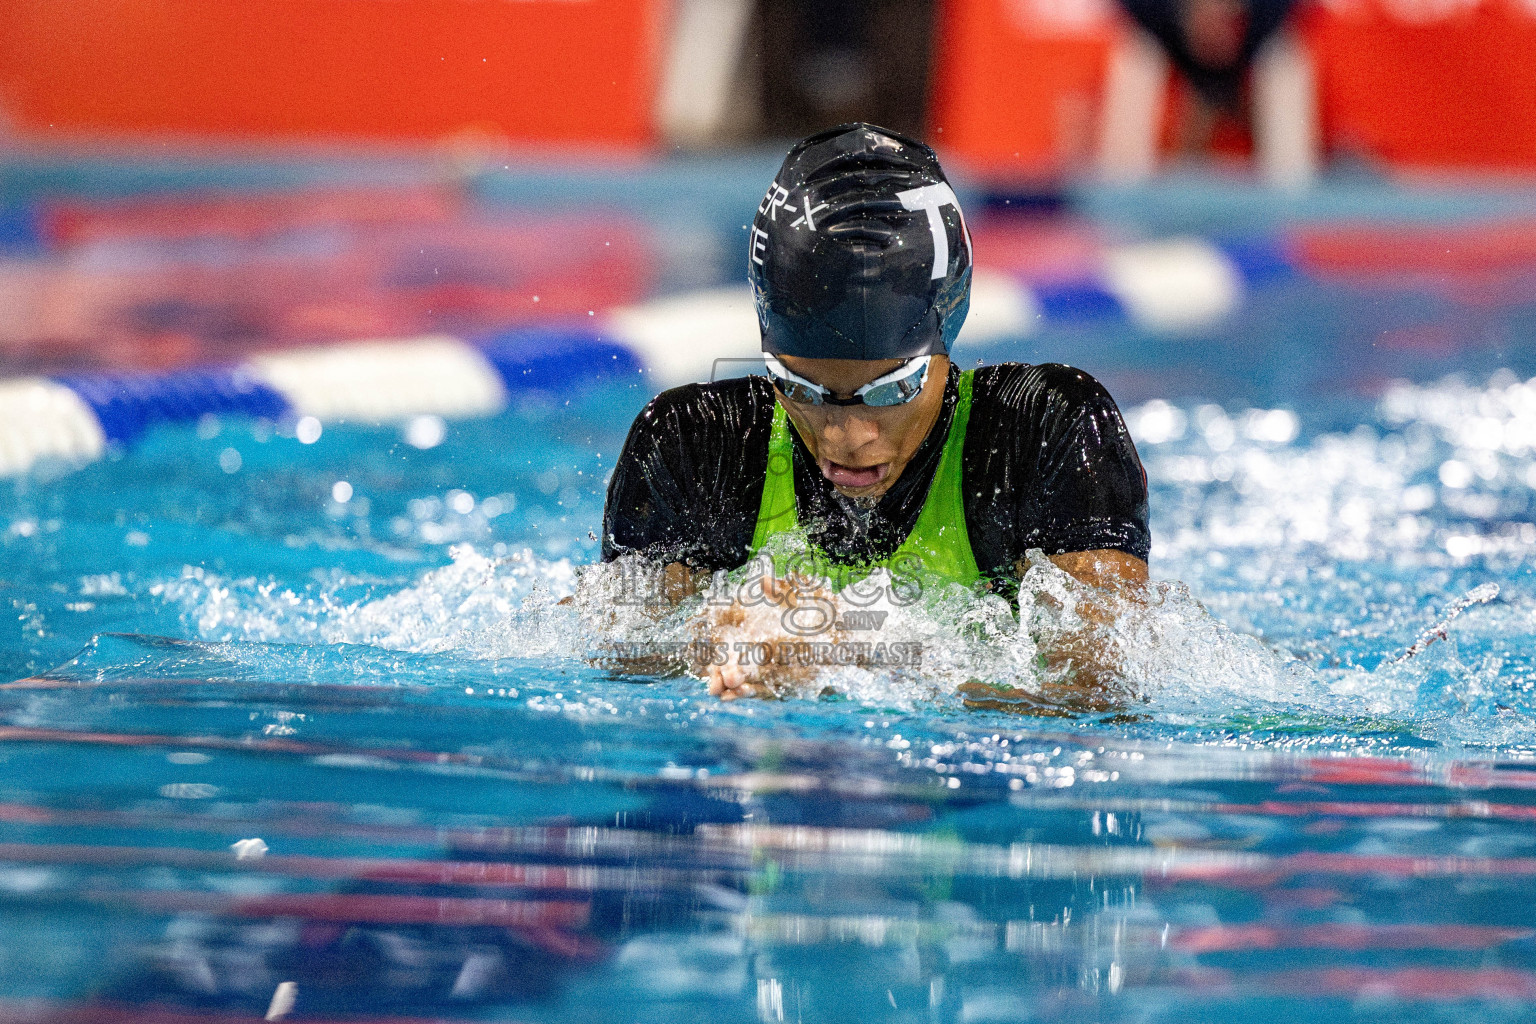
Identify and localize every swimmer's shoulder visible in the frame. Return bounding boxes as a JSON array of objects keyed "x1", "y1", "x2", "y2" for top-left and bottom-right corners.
[
  {"x1": 633, "y1": 375, "x2": 775, "y2": 432},
  {"x1": 970, "y1": 361, "x2": 1122, "y2": 417},
  {"x1": 621, "y1": 375, "x2": 777, "y2": 464}
]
